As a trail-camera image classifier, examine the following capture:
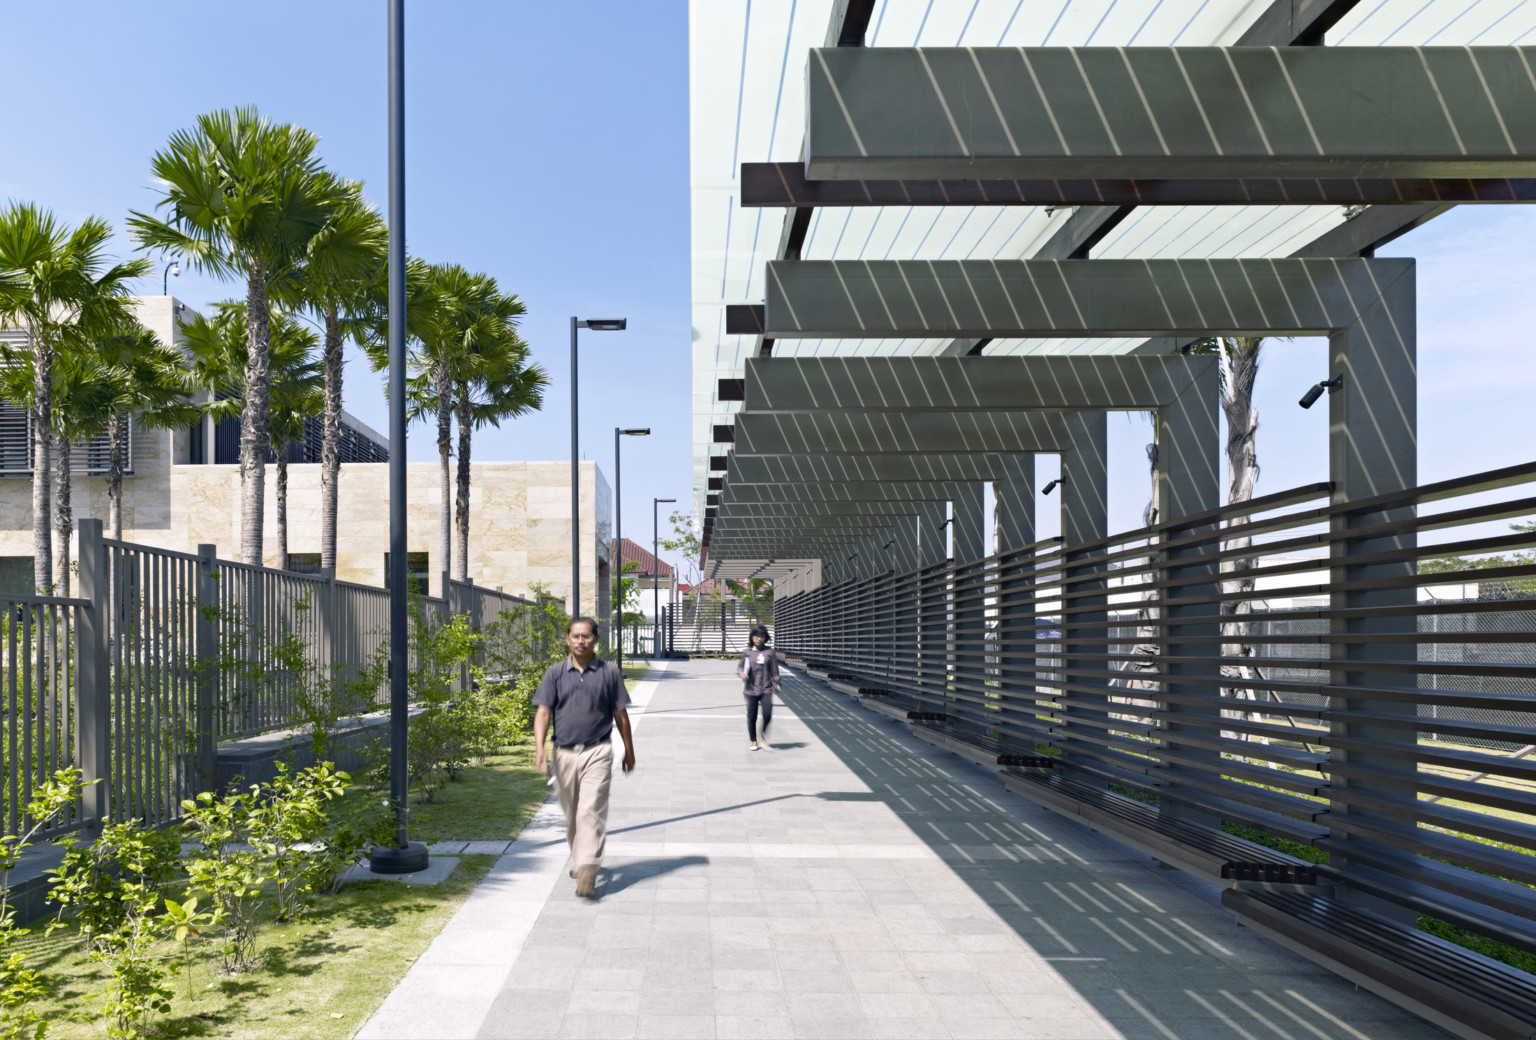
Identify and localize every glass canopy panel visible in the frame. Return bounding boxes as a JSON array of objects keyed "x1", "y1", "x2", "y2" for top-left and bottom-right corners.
[{"x1": 689, "y1": 0, "x2": 1533, "y2": 526}]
